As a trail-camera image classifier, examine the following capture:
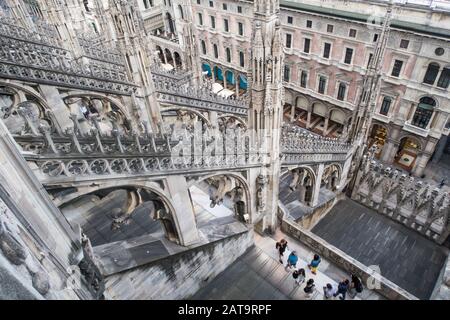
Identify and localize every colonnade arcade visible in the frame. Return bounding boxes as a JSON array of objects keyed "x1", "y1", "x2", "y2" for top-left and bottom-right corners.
[
  {"x1": 201, "y1": 62, "x2": 248, "y2": 97},
  {"x1": 155, "y1": 45, "x2": 183, "y2": 70},
  {"x1": 283, "y1": 95, "x2": 350, "y2": 138}
]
